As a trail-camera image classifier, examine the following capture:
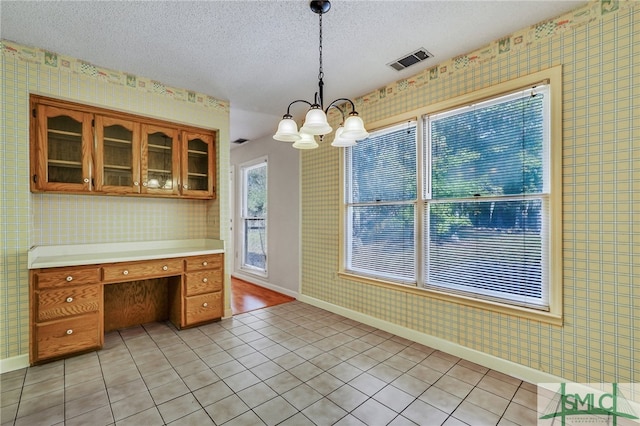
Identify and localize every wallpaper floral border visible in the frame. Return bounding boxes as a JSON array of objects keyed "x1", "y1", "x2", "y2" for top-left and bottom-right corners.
[
  {"x1": 0, "y1": 1, "x2": 626, "y2": 121},
  {"x1": 0, "y1": 39, "x2": 229, "y2": 113},
  {"x1": 344, "y1": 0, "x2": 627, "y2": 114}
]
